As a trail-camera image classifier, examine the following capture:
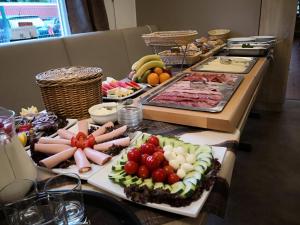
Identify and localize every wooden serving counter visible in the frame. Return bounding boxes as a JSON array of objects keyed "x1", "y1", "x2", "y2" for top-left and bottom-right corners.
[{"x1": 138, "y1": 58, "x2": 269, "y2": 132}]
